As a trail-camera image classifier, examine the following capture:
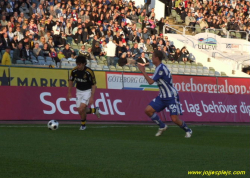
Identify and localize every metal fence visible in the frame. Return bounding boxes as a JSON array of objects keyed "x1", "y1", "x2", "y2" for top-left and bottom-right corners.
[{"x1": 166, "y1": 23, "x2": 249, "y2": 41}]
